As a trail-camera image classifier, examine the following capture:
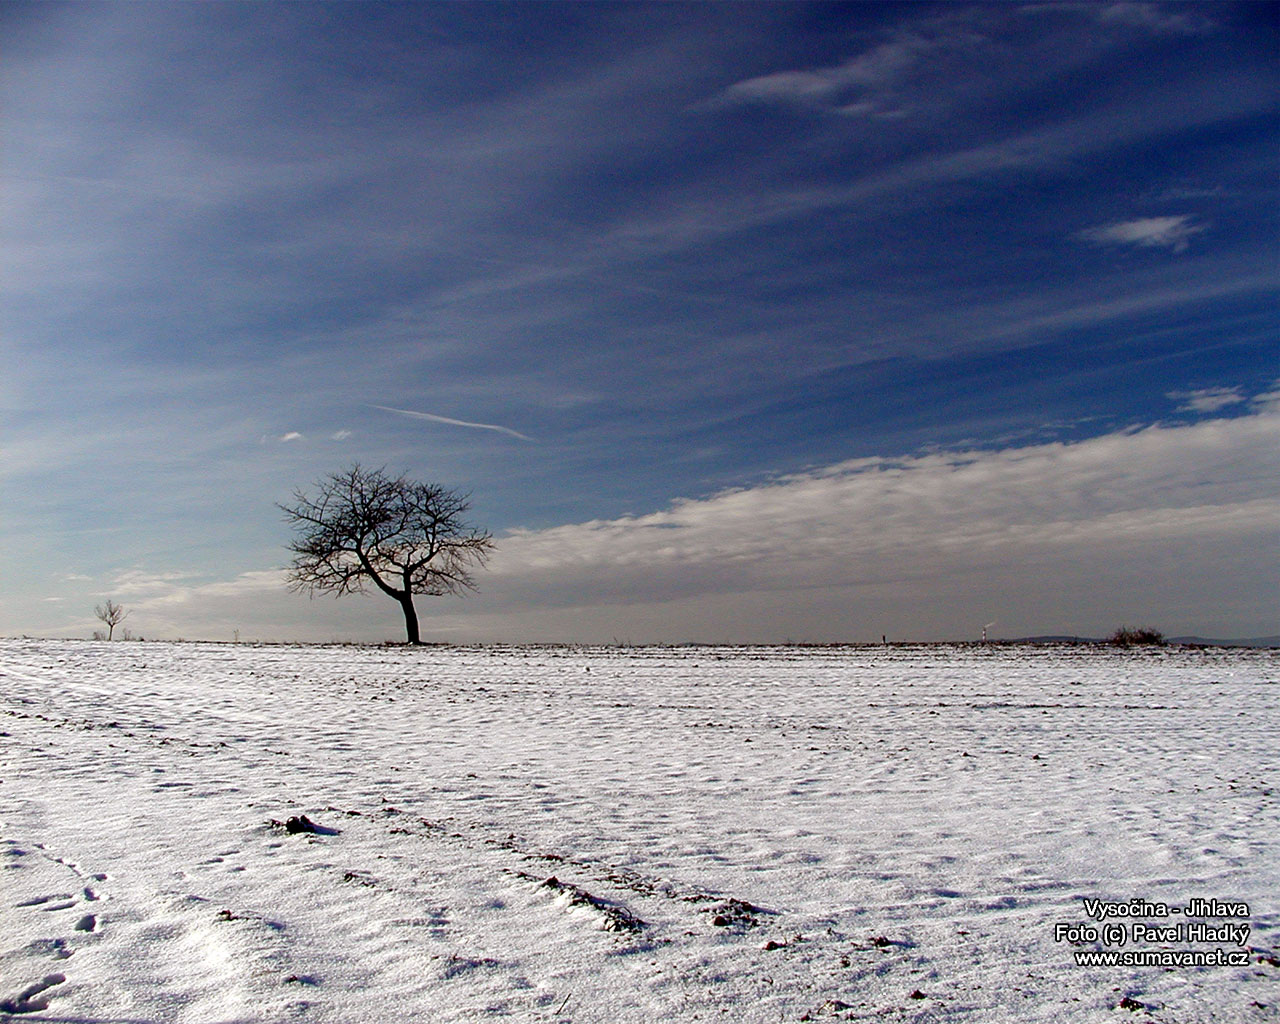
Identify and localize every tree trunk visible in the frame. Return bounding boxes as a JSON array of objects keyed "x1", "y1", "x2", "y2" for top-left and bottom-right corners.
[{"x1": 399, "y1": 594, "x2": 421, "y2": 645}]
